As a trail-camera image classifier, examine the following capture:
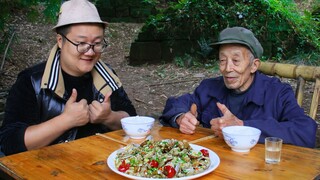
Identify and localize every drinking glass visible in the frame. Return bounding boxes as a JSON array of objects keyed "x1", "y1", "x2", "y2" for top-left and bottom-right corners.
[{"x1": 265, "y1": 137, "x2": 283, "y2": 164}]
